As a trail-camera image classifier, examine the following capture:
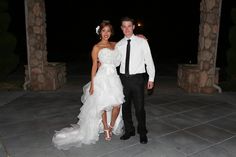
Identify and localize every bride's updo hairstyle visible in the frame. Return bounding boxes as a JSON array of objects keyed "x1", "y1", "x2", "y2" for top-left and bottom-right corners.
[{"x1": 96, "y1": 20, "x2": 114, "y2": 37}]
